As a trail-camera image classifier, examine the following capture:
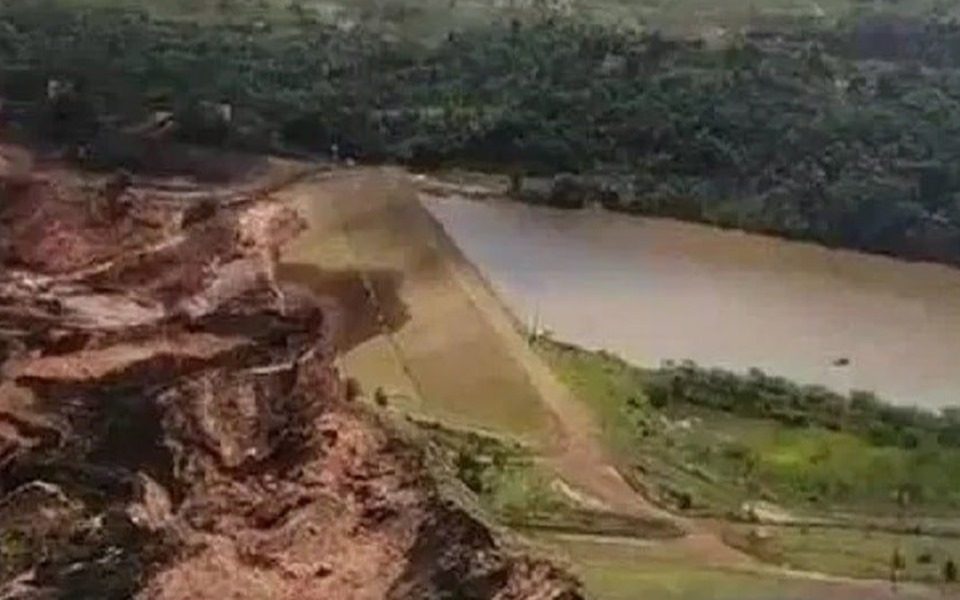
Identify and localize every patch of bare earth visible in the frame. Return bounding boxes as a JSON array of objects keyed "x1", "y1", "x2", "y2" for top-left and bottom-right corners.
[{"x1": 0, "y1": 144, "x2": 582, "y2": 600}]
